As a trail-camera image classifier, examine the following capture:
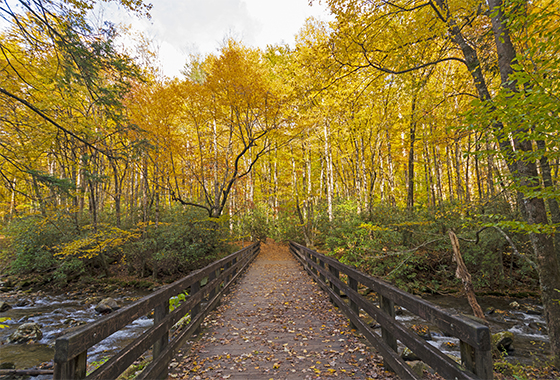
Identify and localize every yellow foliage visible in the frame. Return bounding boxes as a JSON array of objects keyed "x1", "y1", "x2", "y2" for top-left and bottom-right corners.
[
  {"x1": 55, "y1": 225, "x2": 140, "y2": 260},
  {"x1": 359, "y1": 223, "x2": 391, "y2": 232}
]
